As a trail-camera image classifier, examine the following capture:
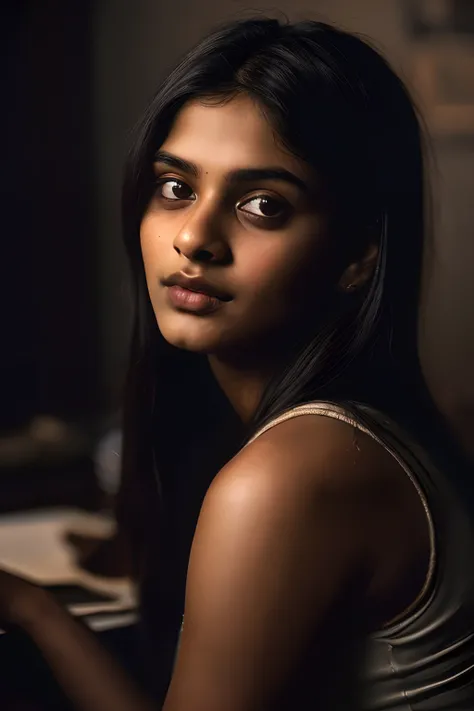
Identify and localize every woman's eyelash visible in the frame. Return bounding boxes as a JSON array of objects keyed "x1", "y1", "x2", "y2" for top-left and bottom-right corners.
[
  {"x1": 154, "y1": 177, "x2": 289, "y2": 220},
  {"x1": 155, "y1": 178, "x2": 194, "y2": 201},
  {"x1": 239, "y1": 196, "x2": 286, "y2": 219}
]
